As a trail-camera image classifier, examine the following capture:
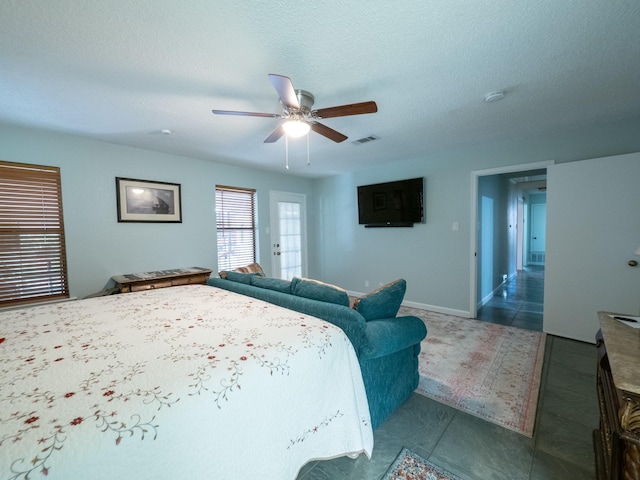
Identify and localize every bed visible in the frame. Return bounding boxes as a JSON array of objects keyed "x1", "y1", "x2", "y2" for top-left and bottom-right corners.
[{"x1": 0, "y1": 285, "x2": 373, "y2": 479}]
